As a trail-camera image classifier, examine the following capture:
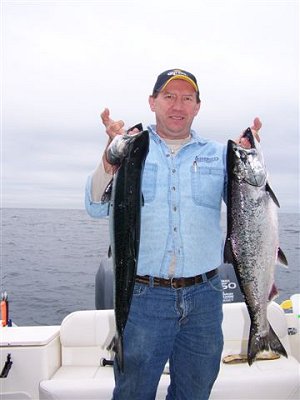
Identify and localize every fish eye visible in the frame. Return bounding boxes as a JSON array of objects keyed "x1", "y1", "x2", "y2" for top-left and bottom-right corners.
[{"x1": 239, "y1": 151, "x2": 248, "y2": 161}]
